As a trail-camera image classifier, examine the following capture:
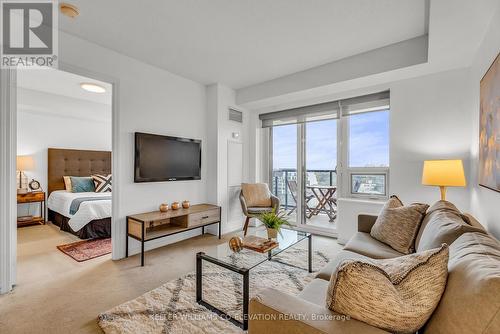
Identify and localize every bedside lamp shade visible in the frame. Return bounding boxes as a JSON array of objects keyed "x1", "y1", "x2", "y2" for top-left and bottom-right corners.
[
  {"x1": 16, "y1": 155, "x2": 34, "y2": 190},
  {"x1": 16, "y1": 155, "x2": 34, "y2": 171},
  {"x1": 422, "y1": 160, "x2": 466, "y2": 200}
]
